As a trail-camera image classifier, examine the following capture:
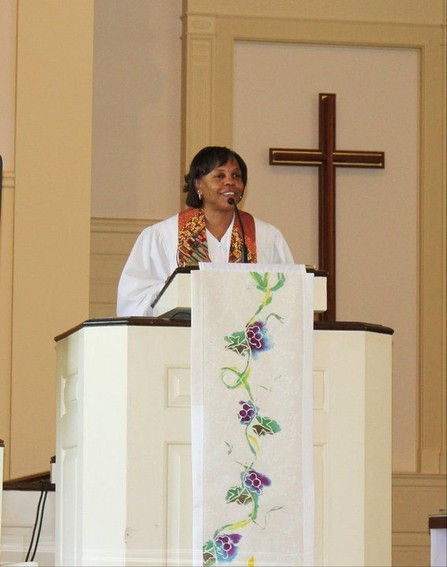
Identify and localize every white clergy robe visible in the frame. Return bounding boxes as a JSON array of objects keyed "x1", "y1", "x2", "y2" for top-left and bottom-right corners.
[{"x1": 117, "y1": 213, "x2": 294, "y2": 317}]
